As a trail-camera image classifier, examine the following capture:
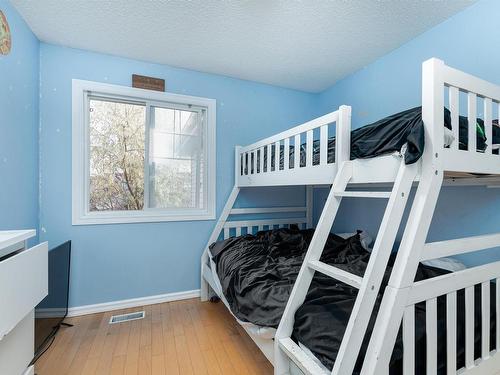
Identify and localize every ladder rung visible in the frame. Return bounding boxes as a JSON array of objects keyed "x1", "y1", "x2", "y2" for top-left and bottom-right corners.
[
  {"x1": 333, "y1": 191, "x2": 391, "y2": 198},
  {"x1": 278, "y1": 338, "x2": 328, "y2": 375},
  {"x1": 308, "y1": 260, "x2": 362, "y2": 288}
]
